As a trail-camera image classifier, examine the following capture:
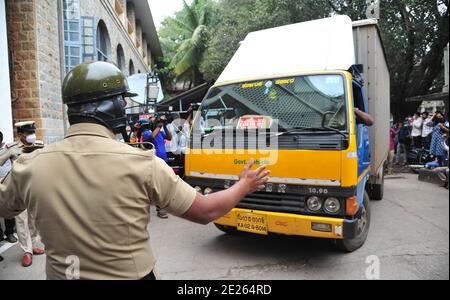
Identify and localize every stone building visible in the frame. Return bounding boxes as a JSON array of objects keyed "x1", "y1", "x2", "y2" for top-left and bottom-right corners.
[{"x1": 0, "y1": 0, "x2": 162, "y2": 144}]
